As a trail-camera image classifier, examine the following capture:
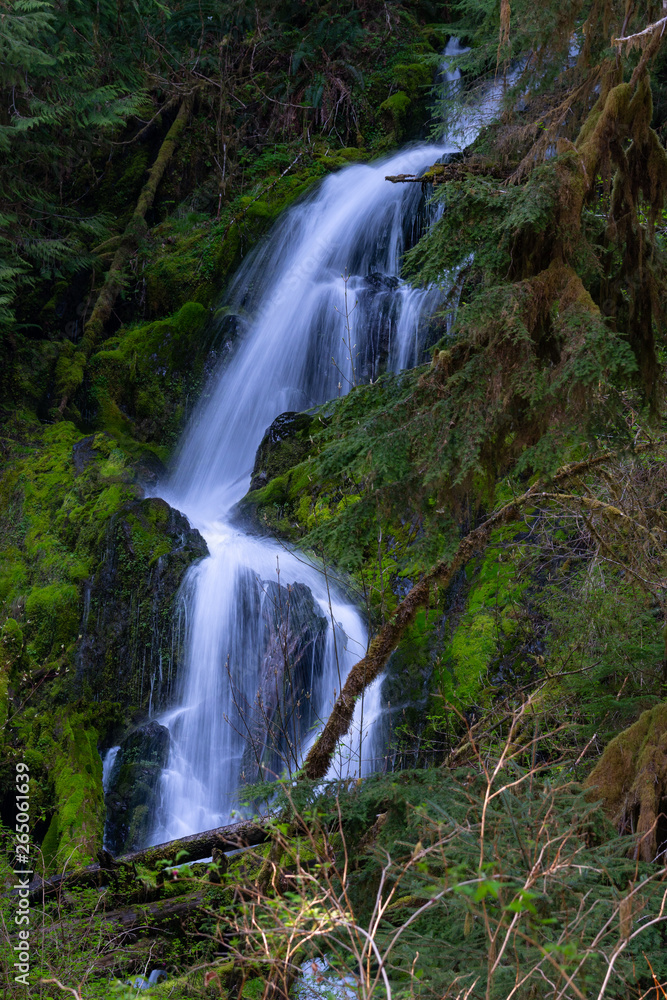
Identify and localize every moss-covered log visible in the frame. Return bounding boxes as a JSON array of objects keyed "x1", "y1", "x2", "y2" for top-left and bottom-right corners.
[
  {"x1": 57, "y1": 94, "x2": 194, "y2": 414},
  {"x1": 40, "y1": 888, "x2": 211, "y2": 942},
  {"x1": 23, "y1": 816, "x2": 269, "y2": 902}
]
